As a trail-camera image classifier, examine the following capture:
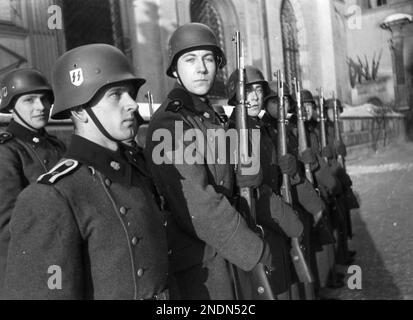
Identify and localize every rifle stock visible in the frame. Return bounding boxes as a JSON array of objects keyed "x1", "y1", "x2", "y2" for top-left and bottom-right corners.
[
  {"x1": 332, "y1": 92, "x2": 346, "y2": 170},
  {"x1": 233, "y1": 31, "x2": 275, "y2": 300},
  {"x1": 145, "y1": 90, "x2": 154, "y2": 118},
  {"x1": 319, "y1": 88, "x2": 328, "y2": 163},
  {"x1": 294, "y1": 78, "x2": 314, "y2": 185},
  {"x1": 278, "y1": 72, "x2": 314, "y2": 300}
]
